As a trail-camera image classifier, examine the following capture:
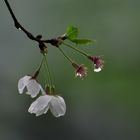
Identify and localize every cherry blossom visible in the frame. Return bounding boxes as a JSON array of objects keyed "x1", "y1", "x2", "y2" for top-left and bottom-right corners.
[
  {"x1": 18, "y1": 75, "x2": 41, "y2": 98},
  {"x1": 28, "y1": 93, "x2": 66, "y2": 117},
  {"x1": 88, "y1": 56, "x2": 104, "y2": 72},
  {"x1": 72, "y1": 63, "x2": 87, "y2": 78}
]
